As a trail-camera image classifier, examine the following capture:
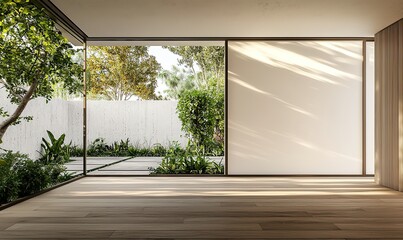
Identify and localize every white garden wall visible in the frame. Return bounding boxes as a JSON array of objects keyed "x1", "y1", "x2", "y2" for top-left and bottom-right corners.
[
  {"x1": 0, "y1": 90, "x2": 186, "y2": 159},
  {"x1": 84, "y1": 100, "x2": 187, "y2": 148}
]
